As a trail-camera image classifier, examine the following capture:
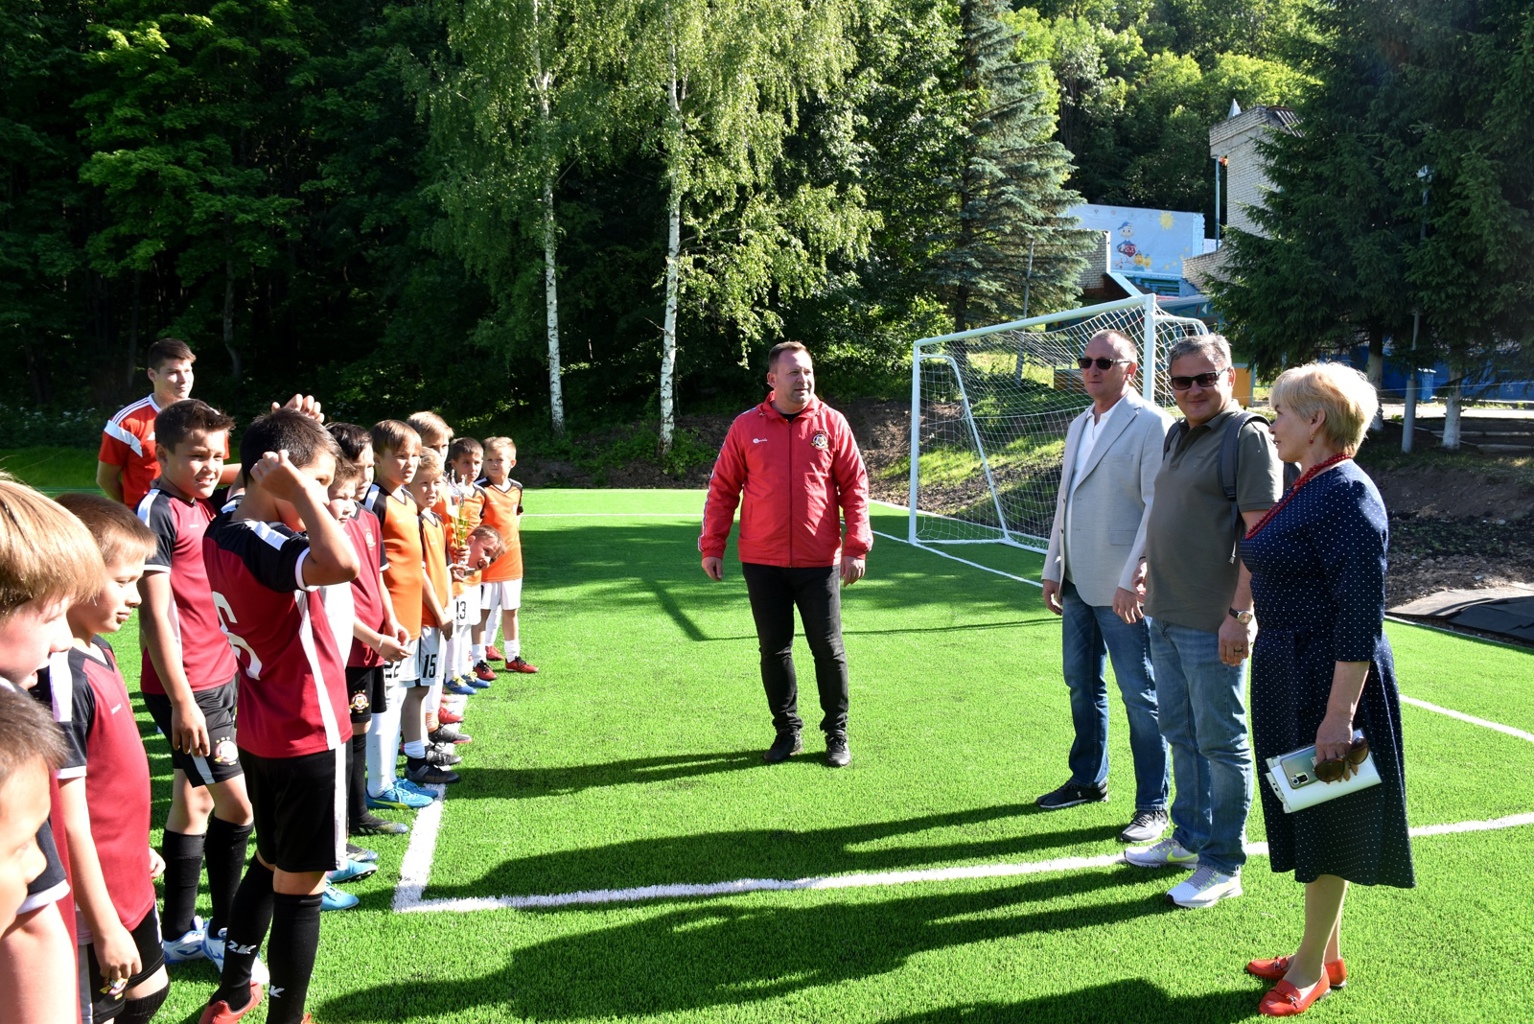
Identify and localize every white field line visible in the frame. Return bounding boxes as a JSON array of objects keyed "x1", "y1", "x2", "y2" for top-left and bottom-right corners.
[
  {"x1": 394, "y1": 811, "x2": 1534, "y2": 915},
  {"x1": 1399, "y1": 696, "x2": 1534, "y2": 744},
  {"x1": 870, "y1": 530, "x2": 1042, "y2": 588}
]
